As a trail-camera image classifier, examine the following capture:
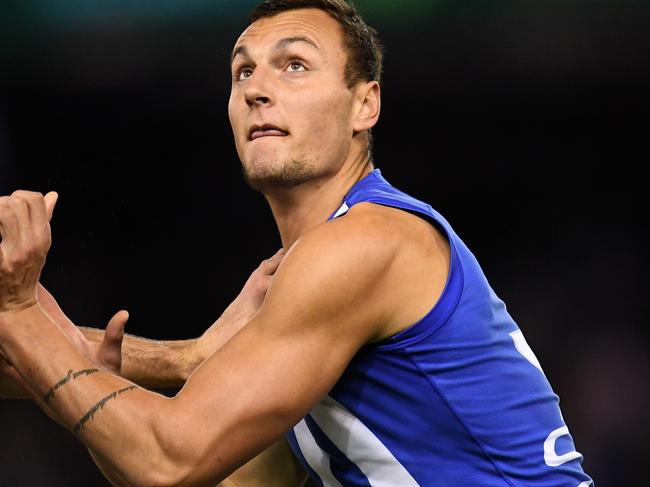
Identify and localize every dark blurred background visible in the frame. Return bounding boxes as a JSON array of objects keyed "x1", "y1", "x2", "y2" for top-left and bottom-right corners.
[{"x1": 0, "y1": 0, "x2": 648, "y2": 485}]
